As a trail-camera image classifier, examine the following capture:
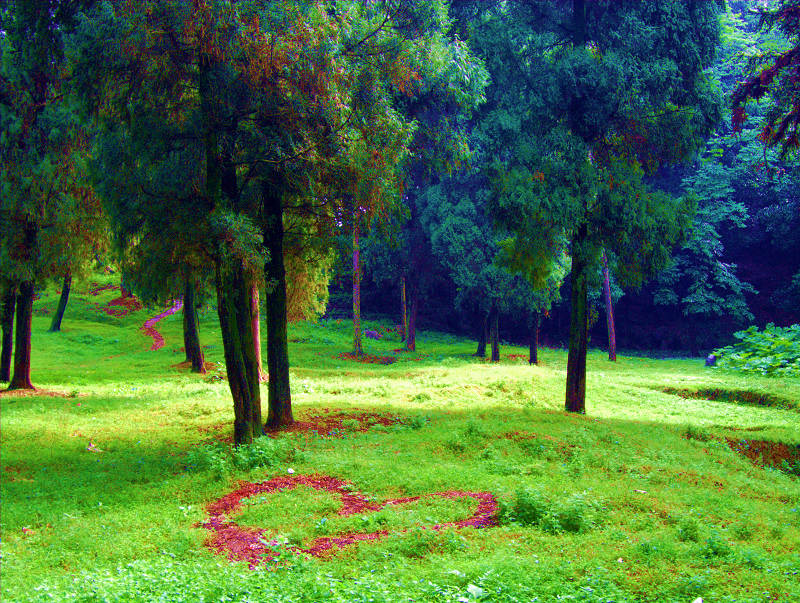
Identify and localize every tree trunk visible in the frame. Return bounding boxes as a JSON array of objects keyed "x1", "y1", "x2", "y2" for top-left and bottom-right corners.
[
  {"x1": 183, "y1": 275, "x2": 205, "y2": 374},
  {"x1": 474, "y1": 311, "x2": 487, "y2": 358},
  {"x1": 601, "y1": 250, "x2": 616, "y2": 361},
  {"x1": 263, "y1": 180, "x2": 293, "y2": 428},
  {"x1": 400, "y1": 275, "x2": 407, "y2": 342},
  {"x1": 352, "y1": 215, "x2": 363, "y2": 356},
  {"x1": 529, "y1": 313, "x2": 540, "y2": 365},
  {"x1": 489, "y1": 305, "x2": 500, "y2": 362},
  {"x1": 201, "y1": 60, "x2": 261, "y2": 444},
  {"x1": 48, "y1": 273, "x2": 72, "y2": 333},
  {"x1": 215, "y1": 260, "x2": 262, "y2": 444},
  {"x1": 566, "y1": 232, "x2": 589, "y2": 414},
  {"x1": 8, "y1": 281, "x2": 35, "y2": 390},
  {"x1": 405, "y1": 284, "x2": 418, "y2": 352},
  {"x1": 1, "y1": 283, "x2": 16, "y2": 382},
  {"x1": 251, "y1": 283, "x2": 265, "y2": 382}
]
